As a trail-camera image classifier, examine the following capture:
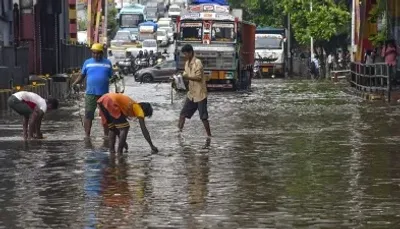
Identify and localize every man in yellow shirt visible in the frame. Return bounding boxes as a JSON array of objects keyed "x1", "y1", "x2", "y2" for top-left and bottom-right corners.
[
  {"x1": 178, "y1": 44, "x2": 211, "y2": 137},
  {"x1": 97, "y1": 93, "x2": 158, "y2": 154}
]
